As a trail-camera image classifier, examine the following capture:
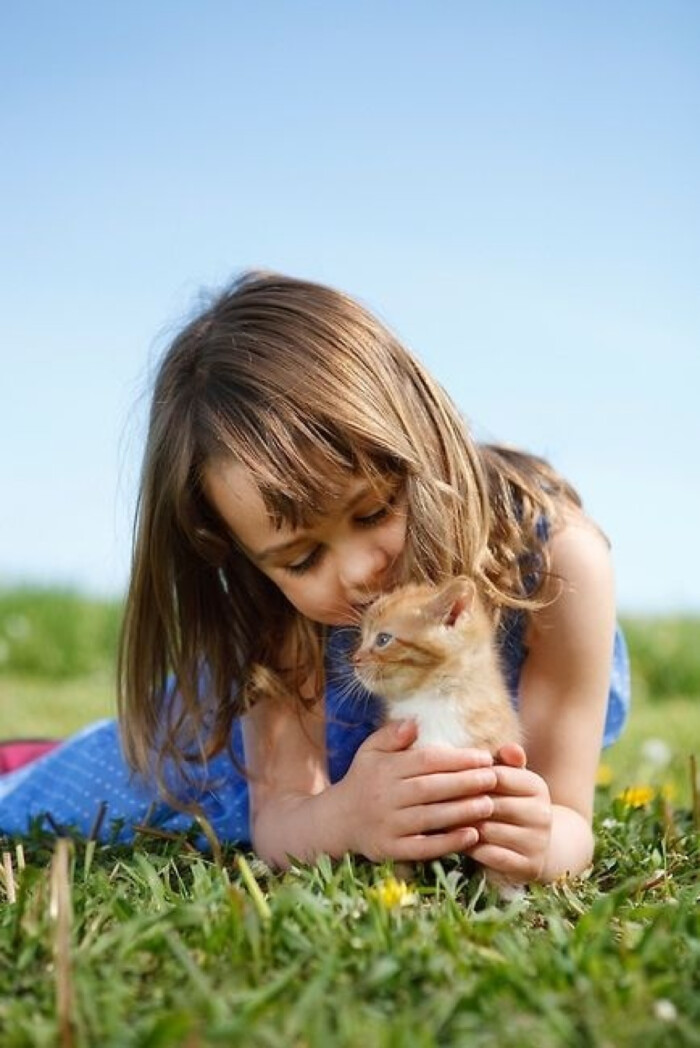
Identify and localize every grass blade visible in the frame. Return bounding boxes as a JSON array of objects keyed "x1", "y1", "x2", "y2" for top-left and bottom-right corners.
[{"x1": 50, "y1": 838, "x2": 75, "y2": 1048}]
